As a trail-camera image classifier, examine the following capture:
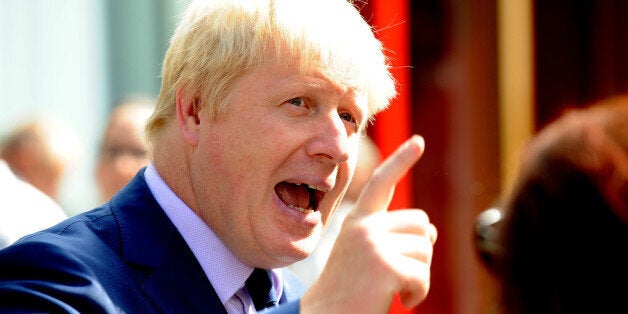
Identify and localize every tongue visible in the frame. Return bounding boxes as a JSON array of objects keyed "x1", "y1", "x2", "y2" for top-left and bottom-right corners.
[{"x1": 275, "y1": 182, "x2": 311, "y2": 210}]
